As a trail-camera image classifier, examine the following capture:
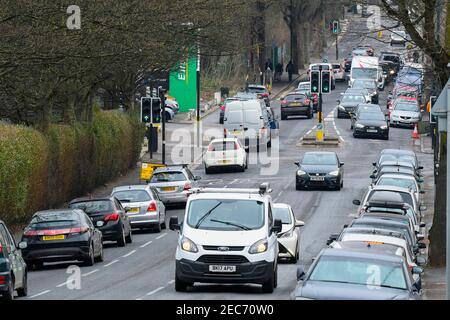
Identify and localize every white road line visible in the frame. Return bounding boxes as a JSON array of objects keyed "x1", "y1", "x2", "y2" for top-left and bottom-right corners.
[
  {"x1": 122, "y1": 250, "x2": 136, "y2": 258},
  {"x1": 230, "y1": 179, "x2": 238, "y2": 185},
  {"x1": 146, "y1": 286, "x2": 165, "y2": 296},
  {"x1": 306, "y1": 129, "x2": 312, "y2": 135},
  {"x1": 140, "y1": 240, "x2": 153, "y2": 248},
  {"x1": 156, "y1": 233, "x2": 167, "y2": 240},
  {"x1": 104, "y1": 259, "x2": 119, "y2": 267},
  {"x1": 168, "y1": 280, "x2": 175, "y2": 285},
  {"x1": 56, "y1": 281, "x2": 69, "y2": 288},
  {"x1": 29, "y1": 290, "x2": 51, "y2": 299},
  {"x1": 82, "y1": 269, "x2": 99, "y2": 277}
]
